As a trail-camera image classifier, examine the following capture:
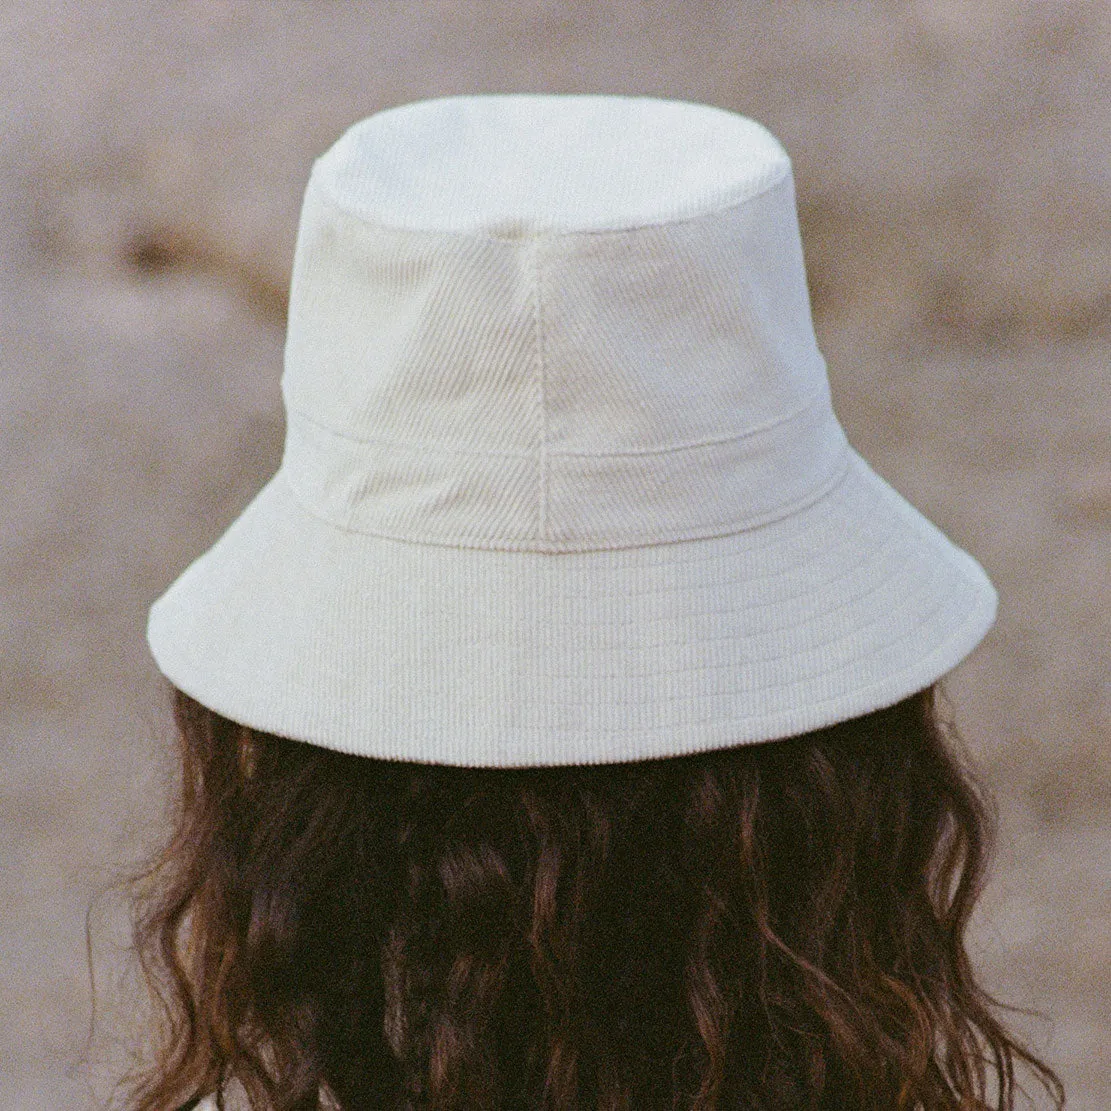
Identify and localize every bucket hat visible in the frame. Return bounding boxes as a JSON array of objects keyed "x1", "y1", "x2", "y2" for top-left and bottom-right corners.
[{"x1": 147, "y1": 93, "x2": 996, "y2": 767}]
